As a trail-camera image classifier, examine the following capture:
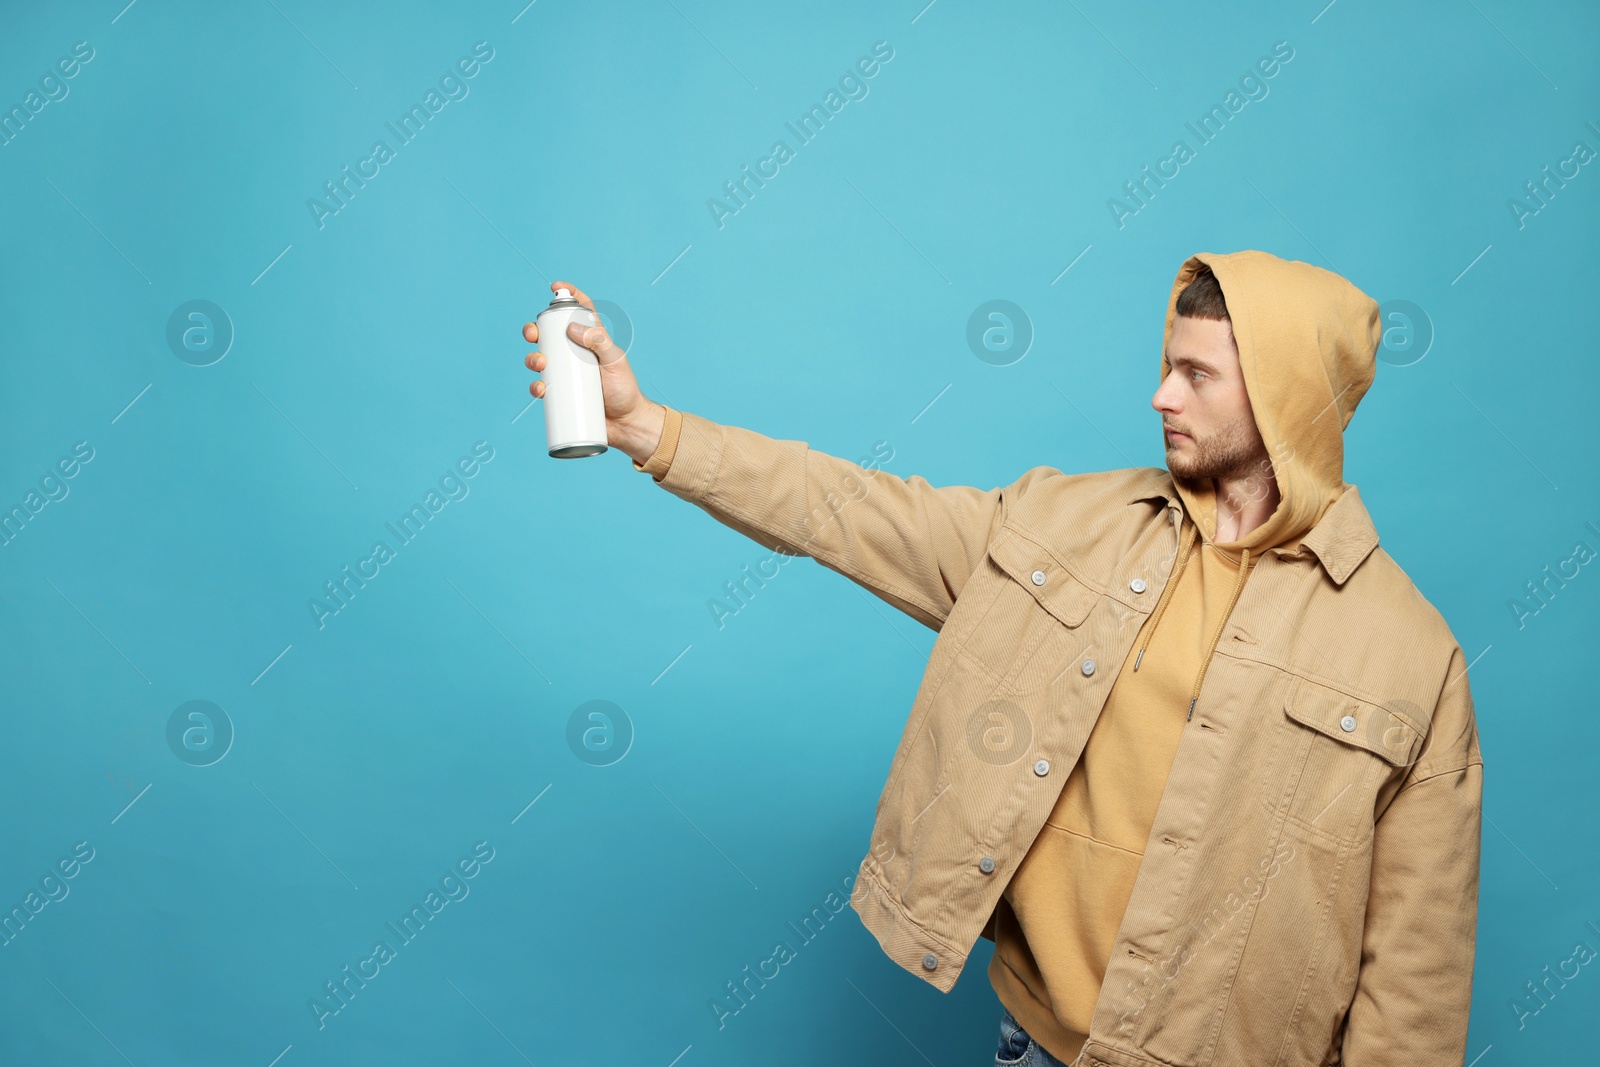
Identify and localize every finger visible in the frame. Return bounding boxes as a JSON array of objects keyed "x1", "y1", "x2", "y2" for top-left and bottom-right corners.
[
  {"x1": 522, "y1": 322, "x2": 538, "y2": 343},
  {"x1": 567, "y1": 319, "x2": 625, "y2": 366},
  {"x1": 529, "y1": 380, "x2": 546, "y2": 398}
]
